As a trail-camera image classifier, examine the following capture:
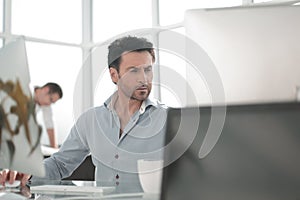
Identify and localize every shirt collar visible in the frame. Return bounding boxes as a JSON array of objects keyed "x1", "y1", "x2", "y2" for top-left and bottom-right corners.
[
  {"x1": 104, "y1": 92, "x2": 117, "y2": 111},
  {"x1": 104, "y1": 92, "x2": 159, "y2": 113}
]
